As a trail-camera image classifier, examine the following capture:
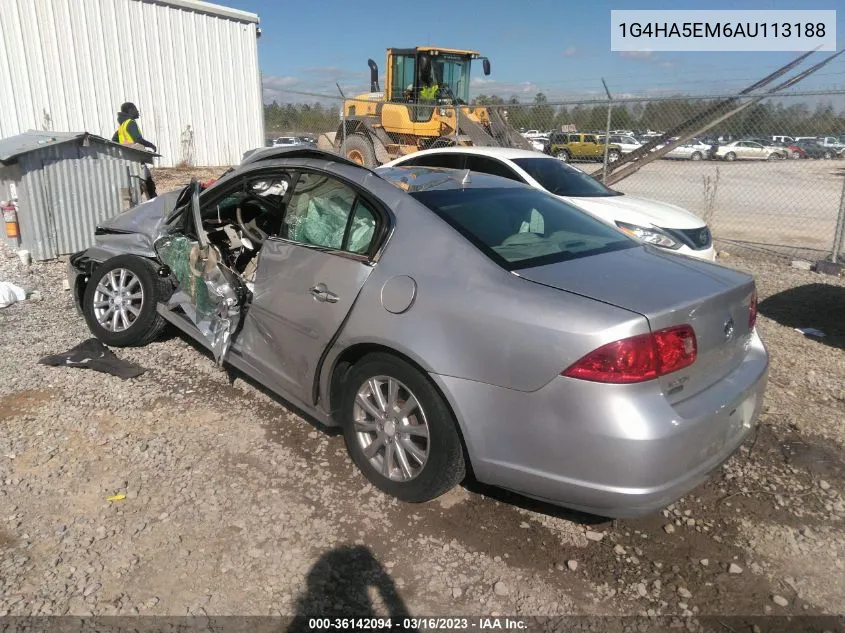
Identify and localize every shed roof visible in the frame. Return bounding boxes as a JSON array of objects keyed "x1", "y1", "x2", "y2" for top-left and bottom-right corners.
[
  {"x1": 149, "y1": 0, "x2": 259, "y2": 23},
  {"x1": 0, "y1": 131, "x2": 156, "y2": 165}
]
